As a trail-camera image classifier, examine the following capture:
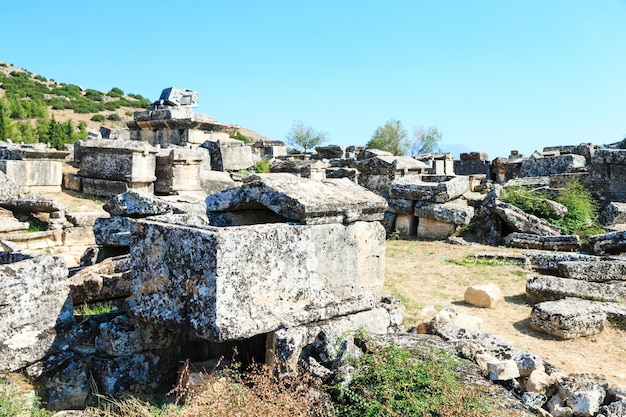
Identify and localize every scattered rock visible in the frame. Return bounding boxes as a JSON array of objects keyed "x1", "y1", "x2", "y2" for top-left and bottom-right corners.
[{"x1": 464, "y1": 283, "x2": 504, "y2": 308}]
